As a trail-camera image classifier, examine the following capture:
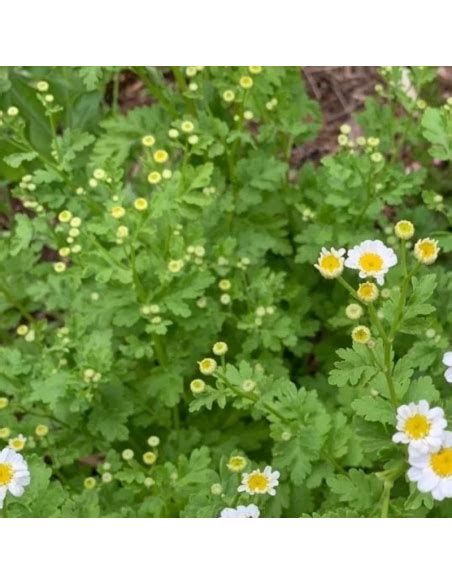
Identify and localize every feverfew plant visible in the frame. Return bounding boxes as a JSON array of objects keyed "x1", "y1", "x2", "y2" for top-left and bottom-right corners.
[{"x1": 0, "y1": 66, "x2": 450, "y2": 517}]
